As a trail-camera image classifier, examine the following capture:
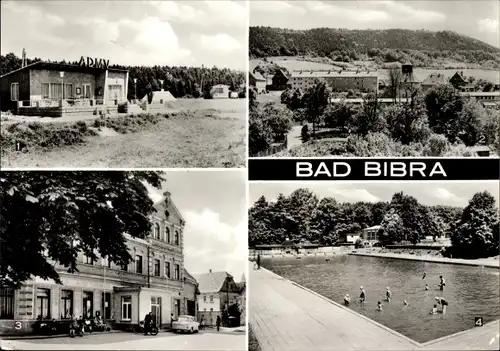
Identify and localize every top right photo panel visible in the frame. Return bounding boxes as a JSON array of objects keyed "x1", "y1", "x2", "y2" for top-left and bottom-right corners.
[{"x1": 249, "y1": 0, "x2": 500, "y2": 158}]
